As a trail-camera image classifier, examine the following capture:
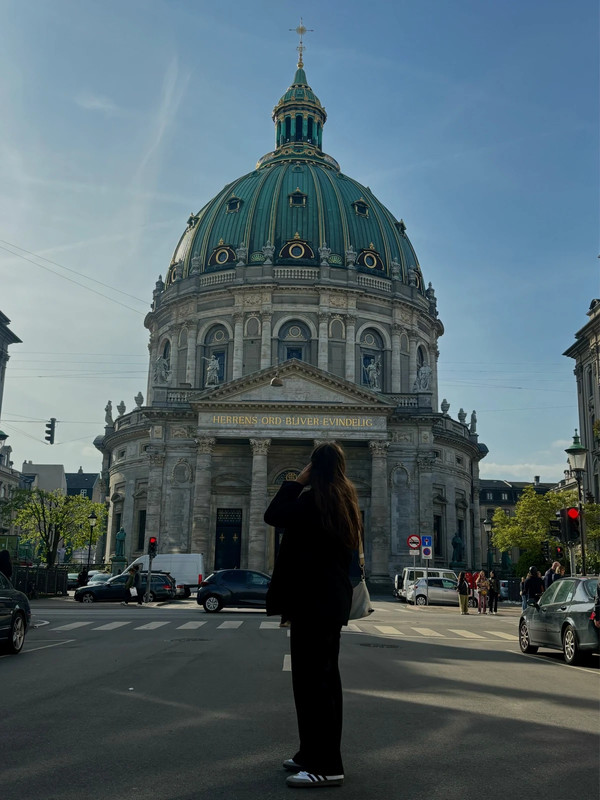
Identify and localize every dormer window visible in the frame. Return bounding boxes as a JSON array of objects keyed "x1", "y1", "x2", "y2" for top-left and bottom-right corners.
[
  {"x1": 226, "y1": 196, "x2": 242, "y2": 214},
  {"x1": 289, "y1": 188, "x2": 307, "y2": 208},
  {"x1": 352, "y1": 198, "x2": 369, "y2": 217}
]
